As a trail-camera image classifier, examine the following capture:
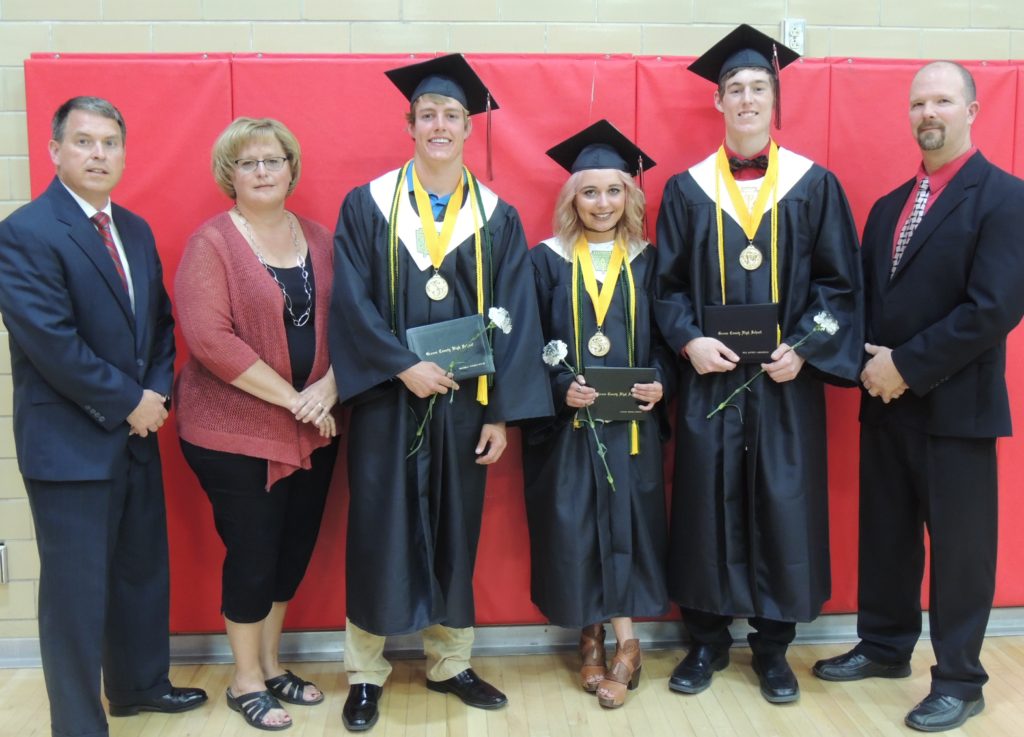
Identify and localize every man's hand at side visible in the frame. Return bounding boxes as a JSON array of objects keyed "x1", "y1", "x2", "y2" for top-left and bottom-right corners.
[{"x1": 126, "y1": 389, "x2": 169, "y2": 437}]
